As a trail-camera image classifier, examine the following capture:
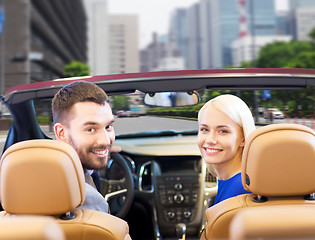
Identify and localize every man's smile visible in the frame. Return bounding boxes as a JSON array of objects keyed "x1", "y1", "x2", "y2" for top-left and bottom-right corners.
[{"x1": 91, "y1": 149, "x2": 109, "y2": 158}]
